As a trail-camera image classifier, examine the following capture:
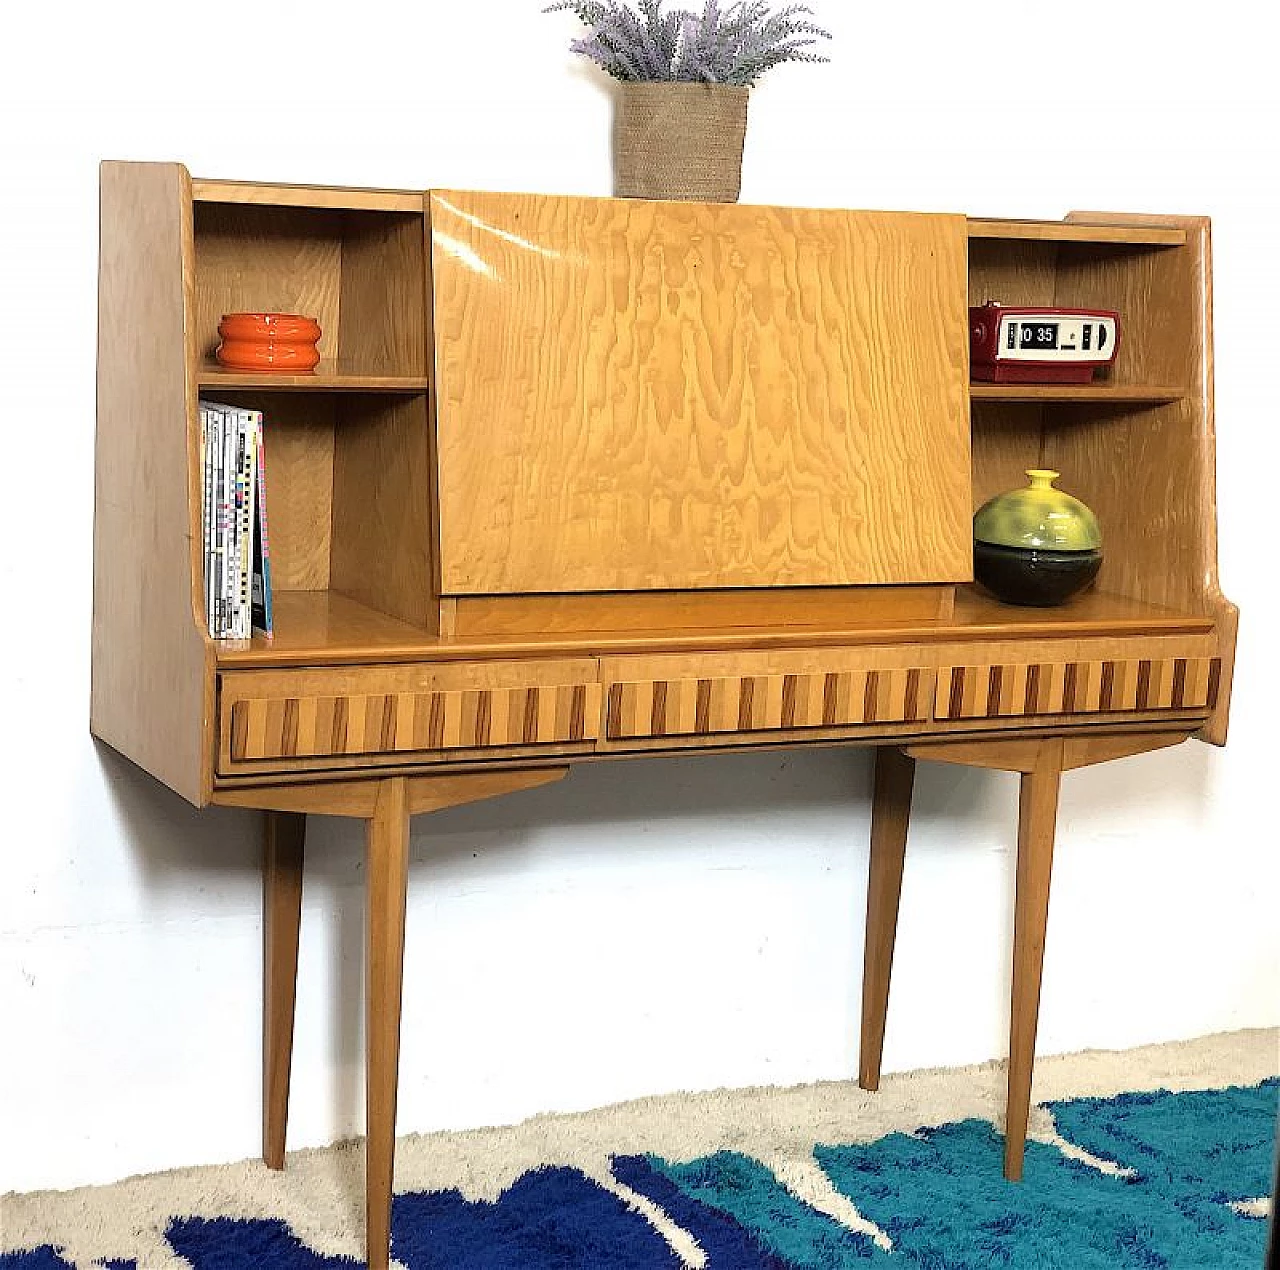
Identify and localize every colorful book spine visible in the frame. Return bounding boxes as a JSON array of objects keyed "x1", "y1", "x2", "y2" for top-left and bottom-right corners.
[
  {"x1": 241, "y1": 409, "x2": 260, "y2": 639},
  {"x1": 219, "y1": 403, "x2": 236, "y2": 638},
  {"x1": 251, "y1": 411, "x2": 274, "y2": 638},
  {"x1": 234, "y1": 408, "x2": 254, "y2": 639},
  {"x1": 199, "y1": 400, "x2": 273, "y2": 641}
]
